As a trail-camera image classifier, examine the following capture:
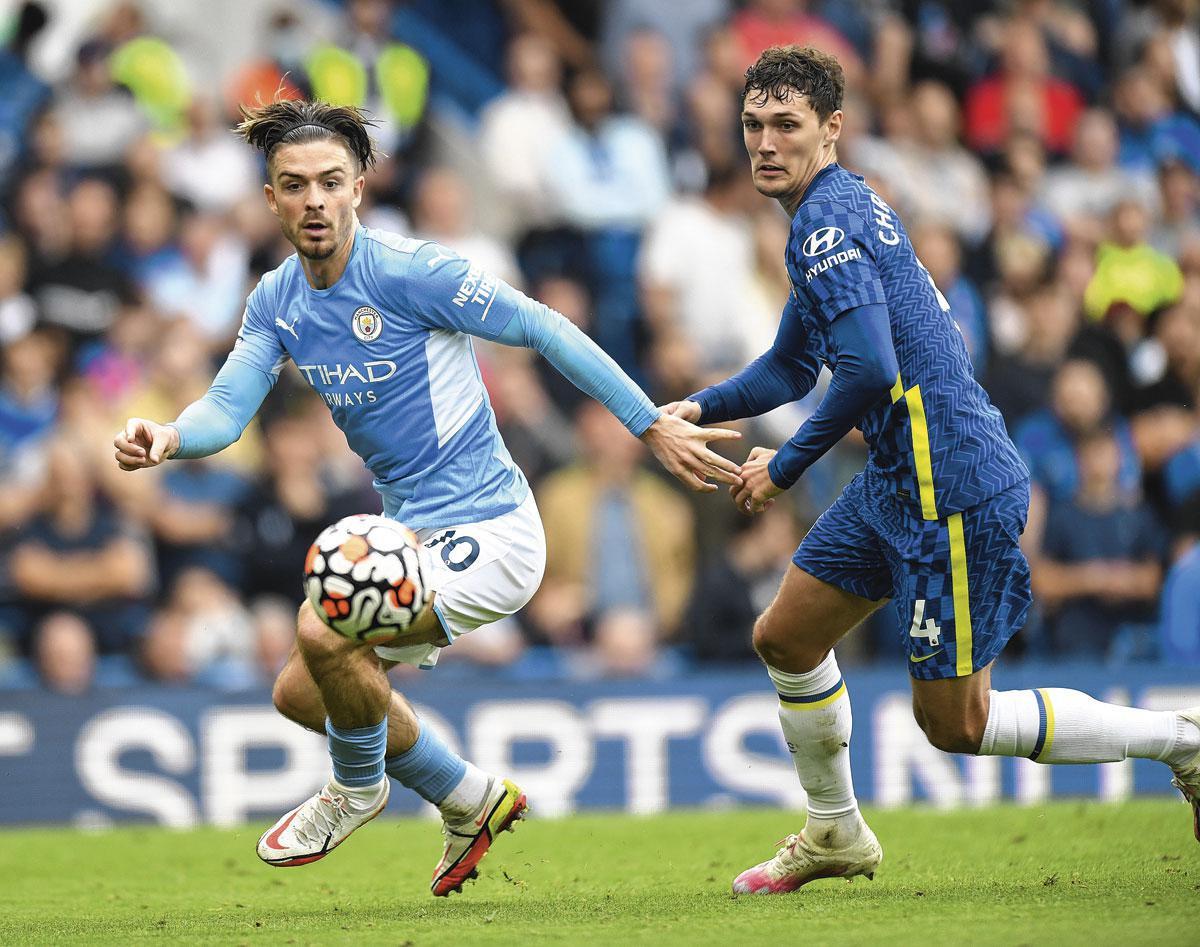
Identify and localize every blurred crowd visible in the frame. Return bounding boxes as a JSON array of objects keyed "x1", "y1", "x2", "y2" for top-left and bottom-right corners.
[{"x1": 0, "y1": 0, "x2": 1198, "y2": 694}]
